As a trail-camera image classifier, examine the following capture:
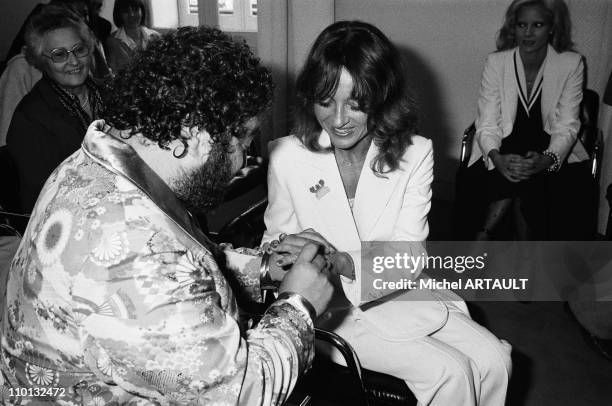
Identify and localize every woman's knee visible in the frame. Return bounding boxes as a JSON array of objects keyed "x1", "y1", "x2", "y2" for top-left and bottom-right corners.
[
  {"x1": 449, "y1": 312, "x2": 513, "y2": 381},
  {"x1": 478, "y1": 338, "x2": 513, "y2": 383},
  {"x1": 418, "y1": 342, "x2": 476, "y2": 388}
]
